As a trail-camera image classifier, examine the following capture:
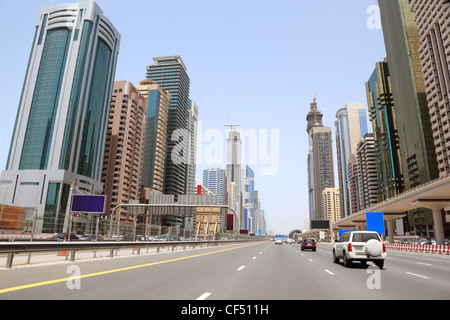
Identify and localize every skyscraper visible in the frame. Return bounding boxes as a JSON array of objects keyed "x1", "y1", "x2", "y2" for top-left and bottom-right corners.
[
  {"x1": 102, "y1": 81, "x2": 146, "y2": 220},
  {"x1": 356, "y1": 133, "x2": 378, "y2": 210},
  {"x1": 321, "y1": 188, "x2": 341, "y2": 223},
  {"x1": 136, "y1": 80, "x2": 171, "y2": 194},
  {"x1": 306, "y1": 101, "x2": 335, "y2": 220},
  {"x1": 226, "y1": 130, "x2": 242, "y2": 230},
  {"x1": 1, "y1": 1, "x2": 120, "y2": 233},
  {"x1": 366, "y1": 59, "x2": 404, "y2": 201},
  {"x1": 379, "y1": 0, "x2": 438, "y2": 189},
  {"x1": 242, "y1": 165, "x2": 255, "y2": 232},
  {"x1": 146, "y1": 56, "x2": 190, "y2": 197},
  {"x1": 335, "y1": 103, "x2": 368, "y2": 217},
  {"x1": 202, "y1": 168, "x2": 228, "y2": 229},
  {"x1": 185, "y1": 100, "x2": 199, "y2": 195},
  {"x1": 410, "y1": 0, "x2": 450, "y2": 178}
]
